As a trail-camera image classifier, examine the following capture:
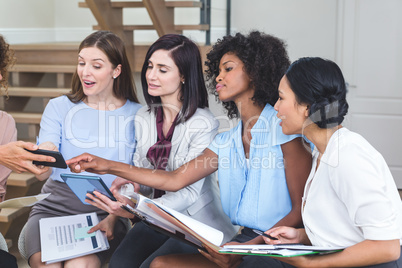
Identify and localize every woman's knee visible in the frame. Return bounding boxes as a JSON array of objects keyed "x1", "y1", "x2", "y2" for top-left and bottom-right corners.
[
  {"x1": 149, "y1": 255, "x2": 167, "y2": 268},
  {"x1": 64, "y1": 254, "x2": 101, "y2": 268},
  {"x1": 29, "y1": 252, "x2": 62, "y2": 268}
]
